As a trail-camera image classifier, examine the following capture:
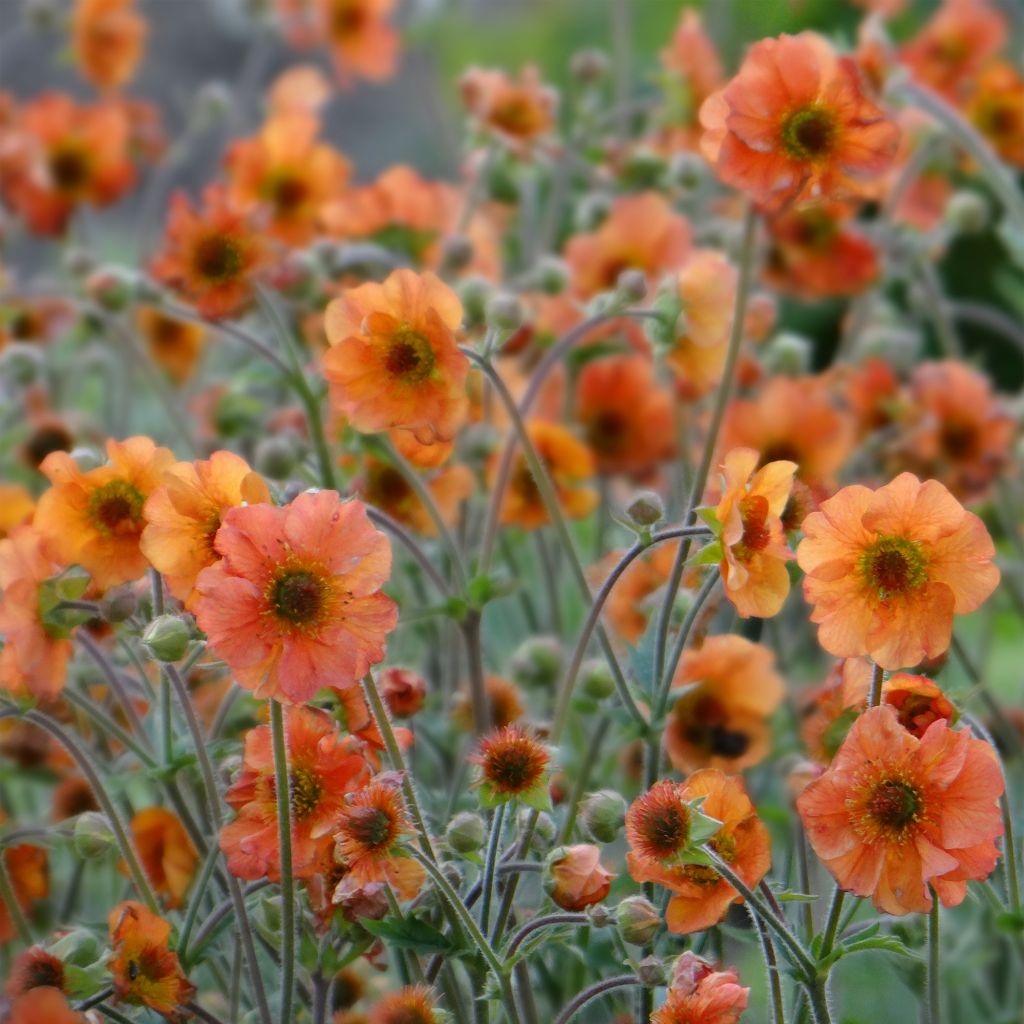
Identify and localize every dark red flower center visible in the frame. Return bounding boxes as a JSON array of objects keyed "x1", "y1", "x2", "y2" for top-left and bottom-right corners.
[
  {"x1": 869, "y1": 779, "x2": 921, "y2": 830},
  {"x1": 269, "y1": 569, "x2": 328, "y2": 626},
  {"x1": 88, "y1": 479, "x2": 145, "y2": 535},
  {"x1": 194, "y1": 234, "x2": 244, "y2": 282},
  {"x1": 781, "y1": 105, "x2": 837, "y2": 161},
  {"x1": 345, "y1": 805, "x2": 396, "y2": 850},
  {"x1": 859, "y1": 535, "x2": 928, "y2": 599}
]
